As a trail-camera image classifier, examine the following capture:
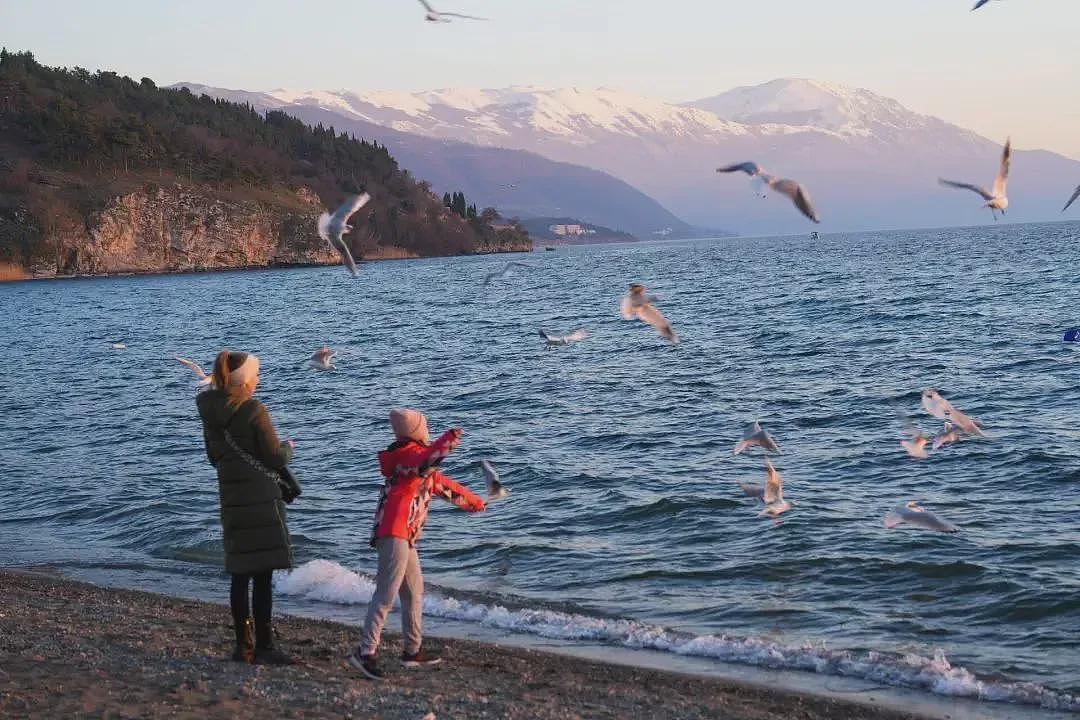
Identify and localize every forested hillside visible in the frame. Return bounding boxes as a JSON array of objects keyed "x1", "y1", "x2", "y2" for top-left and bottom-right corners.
[{"x1": 0, "y1": 50, "x2": 528, "y2": 277}]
